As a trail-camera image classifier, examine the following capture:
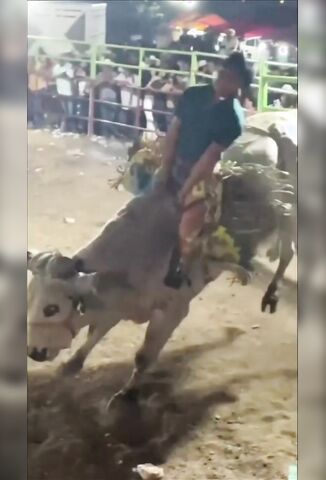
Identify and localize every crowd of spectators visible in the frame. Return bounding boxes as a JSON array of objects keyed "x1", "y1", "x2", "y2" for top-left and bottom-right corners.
[
  {"x1": 28, "y1": 31, "x2": 296, "y2": 139},
  {"x1": 27, "y1": 47, "x2": 211, "y2": 138}
]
